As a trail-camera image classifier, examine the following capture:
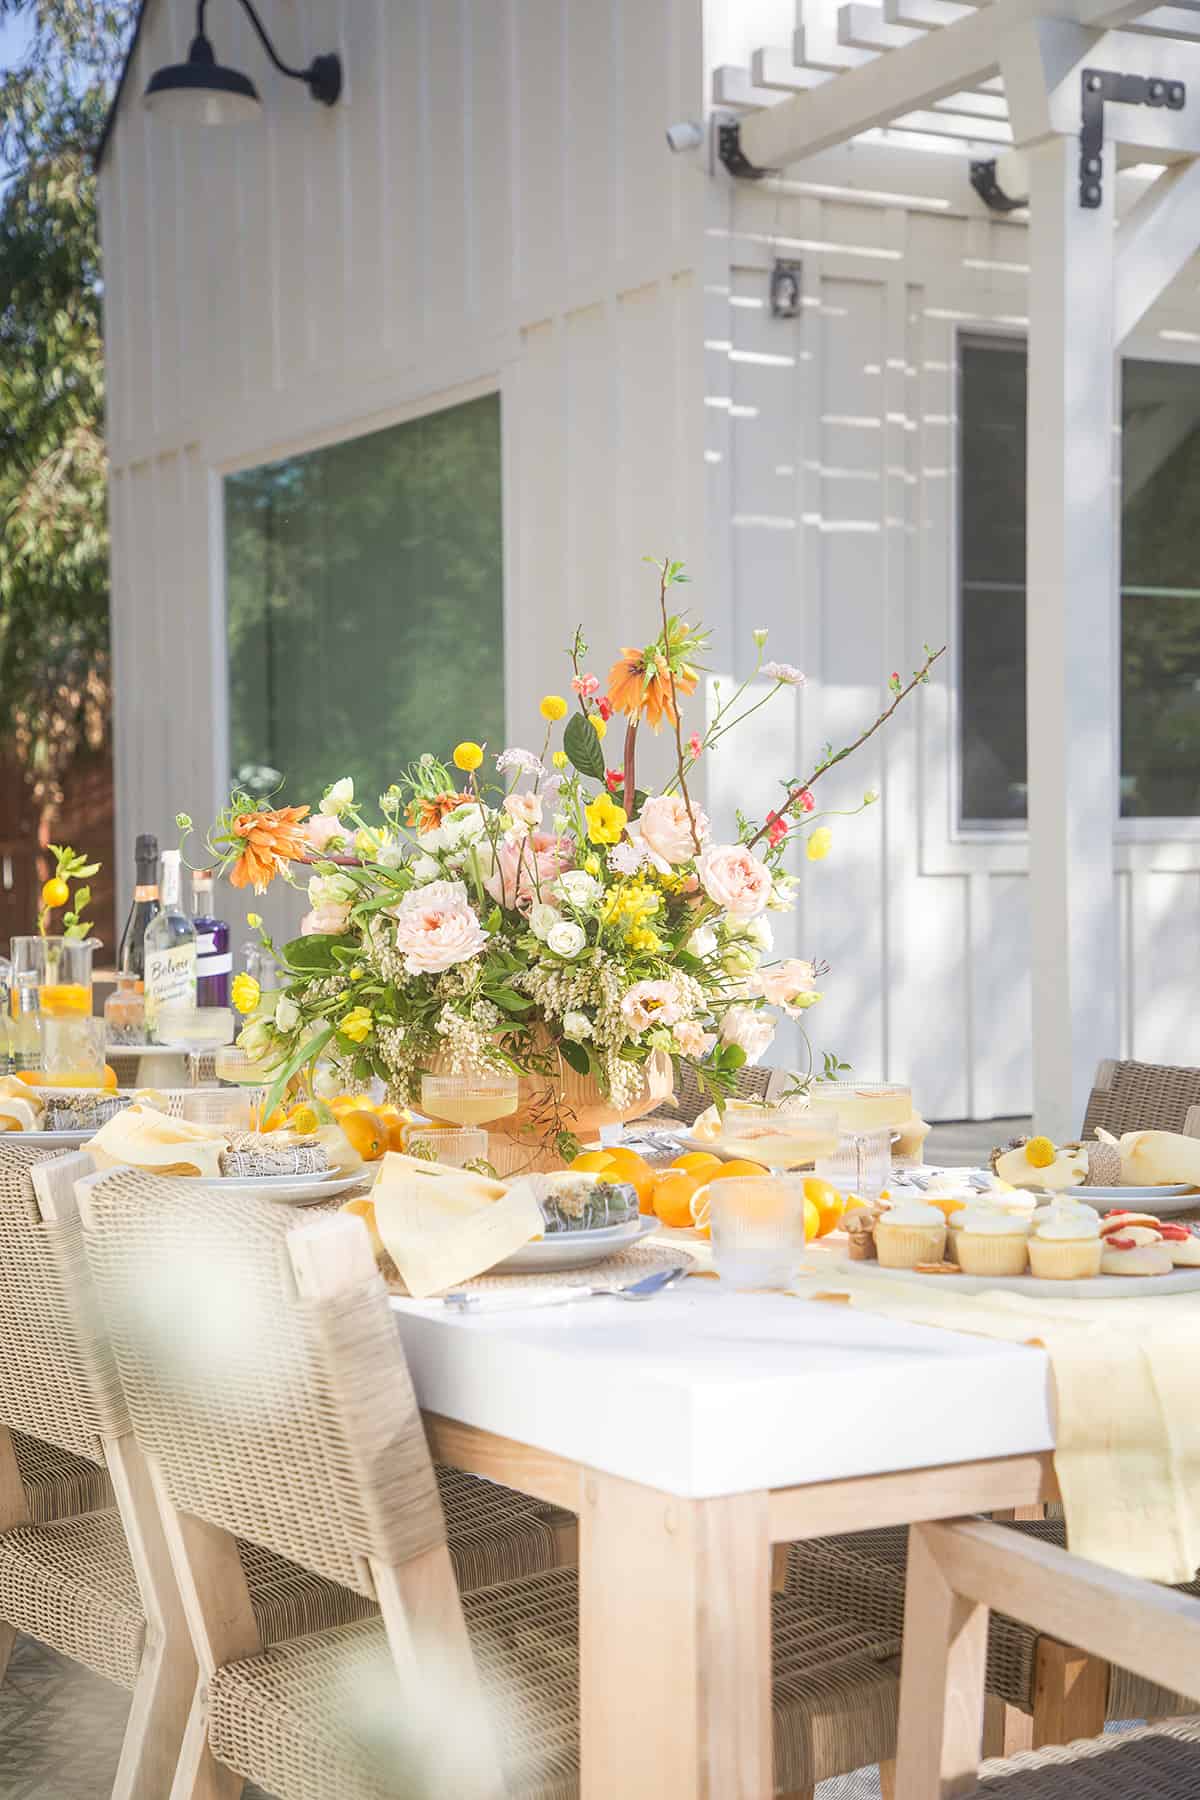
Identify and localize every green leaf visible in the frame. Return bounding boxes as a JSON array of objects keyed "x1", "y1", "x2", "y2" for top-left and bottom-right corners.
[
  {"x1": 563, "y1": 712, "x2": 605, "y2": 781},
  {"x1": 559, "y1": 1037, "x2": 590, "y2": 1076},
  {"x1": 280, "y1": 933, "x2": 352, "y2": 973},
  {"x1": 489, "y1": 986, "x2": 535, "y2": 1013},
  {"x1": 261, "y1": 1021, "x2": 336, "y2": 1121}
]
